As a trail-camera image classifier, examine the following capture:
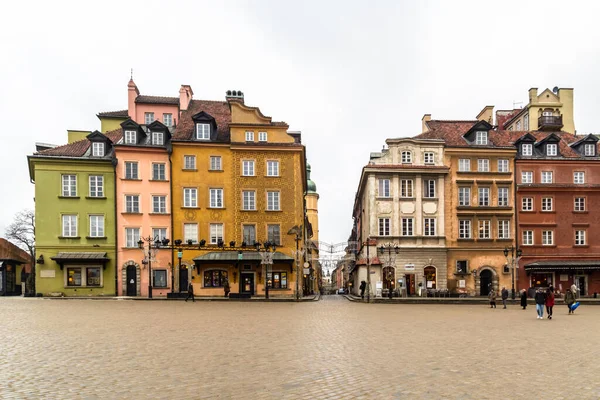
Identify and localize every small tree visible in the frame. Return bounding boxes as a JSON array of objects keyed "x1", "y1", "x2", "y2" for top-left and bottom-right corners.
[{"x1": 5, "y1": 209, "x2": 35, "y2": 294}]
